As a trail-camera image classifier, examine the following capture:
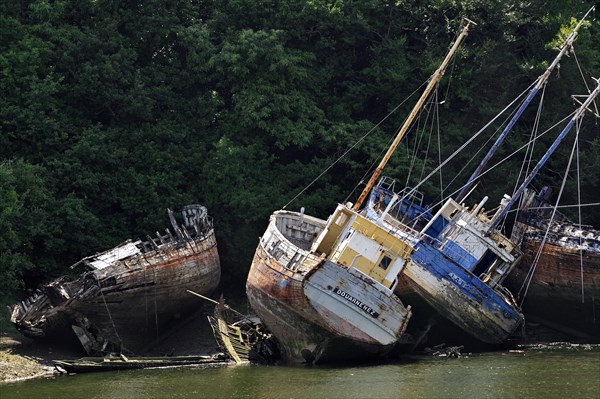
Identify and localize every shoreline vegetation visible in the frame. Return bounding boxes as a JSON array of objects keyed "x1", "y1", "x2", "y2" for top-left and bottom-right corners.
[{"x1": 2, "y1": 1, "x2": 598, "y2": 307}]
